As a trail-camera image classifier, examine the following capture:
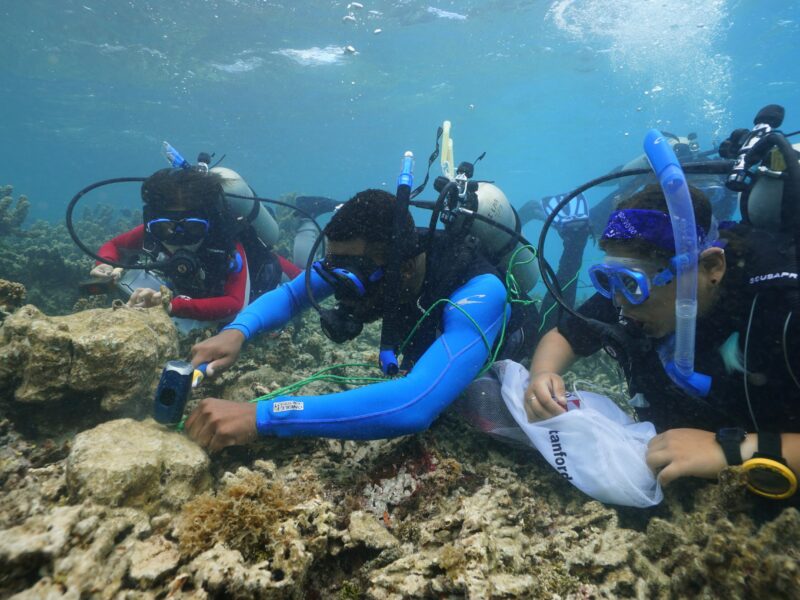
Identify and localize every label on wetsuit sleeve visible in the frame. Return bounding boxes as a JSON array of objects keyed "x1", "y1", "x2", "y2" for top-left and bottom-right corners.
[{"x1": 272, "y1": 400, "x2": 304, "y2": 412}]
